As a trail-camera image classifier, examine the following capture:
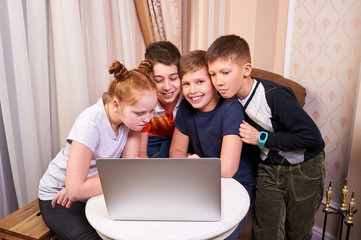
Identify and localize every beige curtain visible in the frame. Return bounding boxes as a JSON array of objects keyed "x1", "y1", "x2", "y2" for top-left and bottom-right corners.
[
  {"x1": 148, "y1": 0, "x2": 166, "y2": 41},
  {"x1": 134, "y1": 0, "x2": 154, "y2": 47},
  {"x1": 160, "y1": 0, "x2": 182, "y2": 52},
  {"x1": 0, "y1": 0, "x2": 145, "y2": 214},
  {"x1": 134, "y1": 0, "x2": 182, "y2": 52}
]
